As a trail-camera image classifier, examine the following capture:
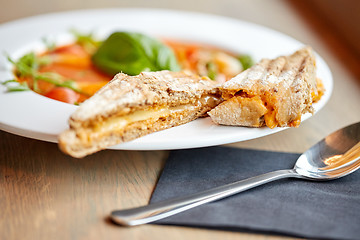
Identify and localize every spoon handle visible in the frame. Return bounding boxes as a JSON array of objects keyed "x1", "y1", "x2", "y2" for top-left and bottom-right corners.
[{"x1": 111, "y1": 169, "x2": 300, "y2": 226}]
